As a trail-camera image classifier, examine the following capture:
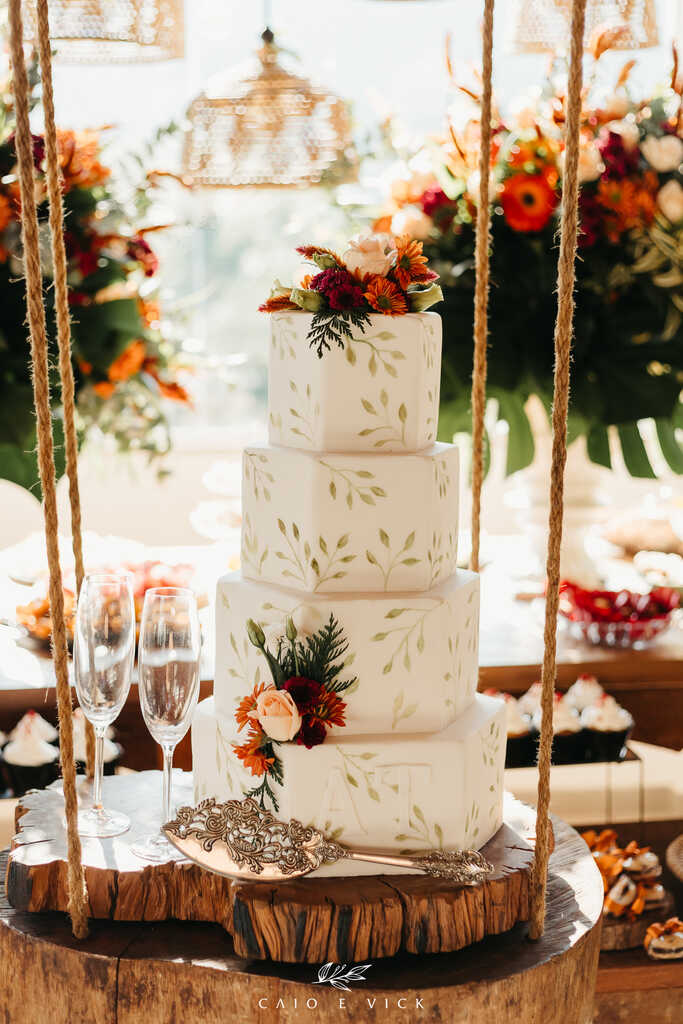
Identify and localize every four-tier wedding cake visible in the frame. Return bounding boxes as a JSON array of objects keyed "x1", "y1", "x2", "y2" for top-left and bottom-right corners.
[{"x1": 192, "y1": 234, "x2": 505, "y2": 875}]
